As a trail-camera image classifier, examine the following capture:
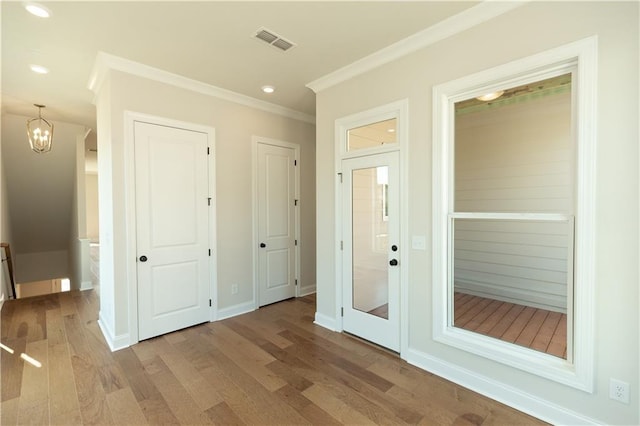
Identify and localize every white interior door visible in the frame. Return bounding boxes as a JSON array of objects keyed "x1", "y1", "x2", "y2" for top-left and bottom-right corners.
[
  {"x1": 135, "y1": 121, "x2": 210, "y2": 340},
  {"x1": 257, "y1": 142, "x2": 296, "y2": 306},
  {"x1": 342, "y1": 151, "x2": 400, "y2": 351}
]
